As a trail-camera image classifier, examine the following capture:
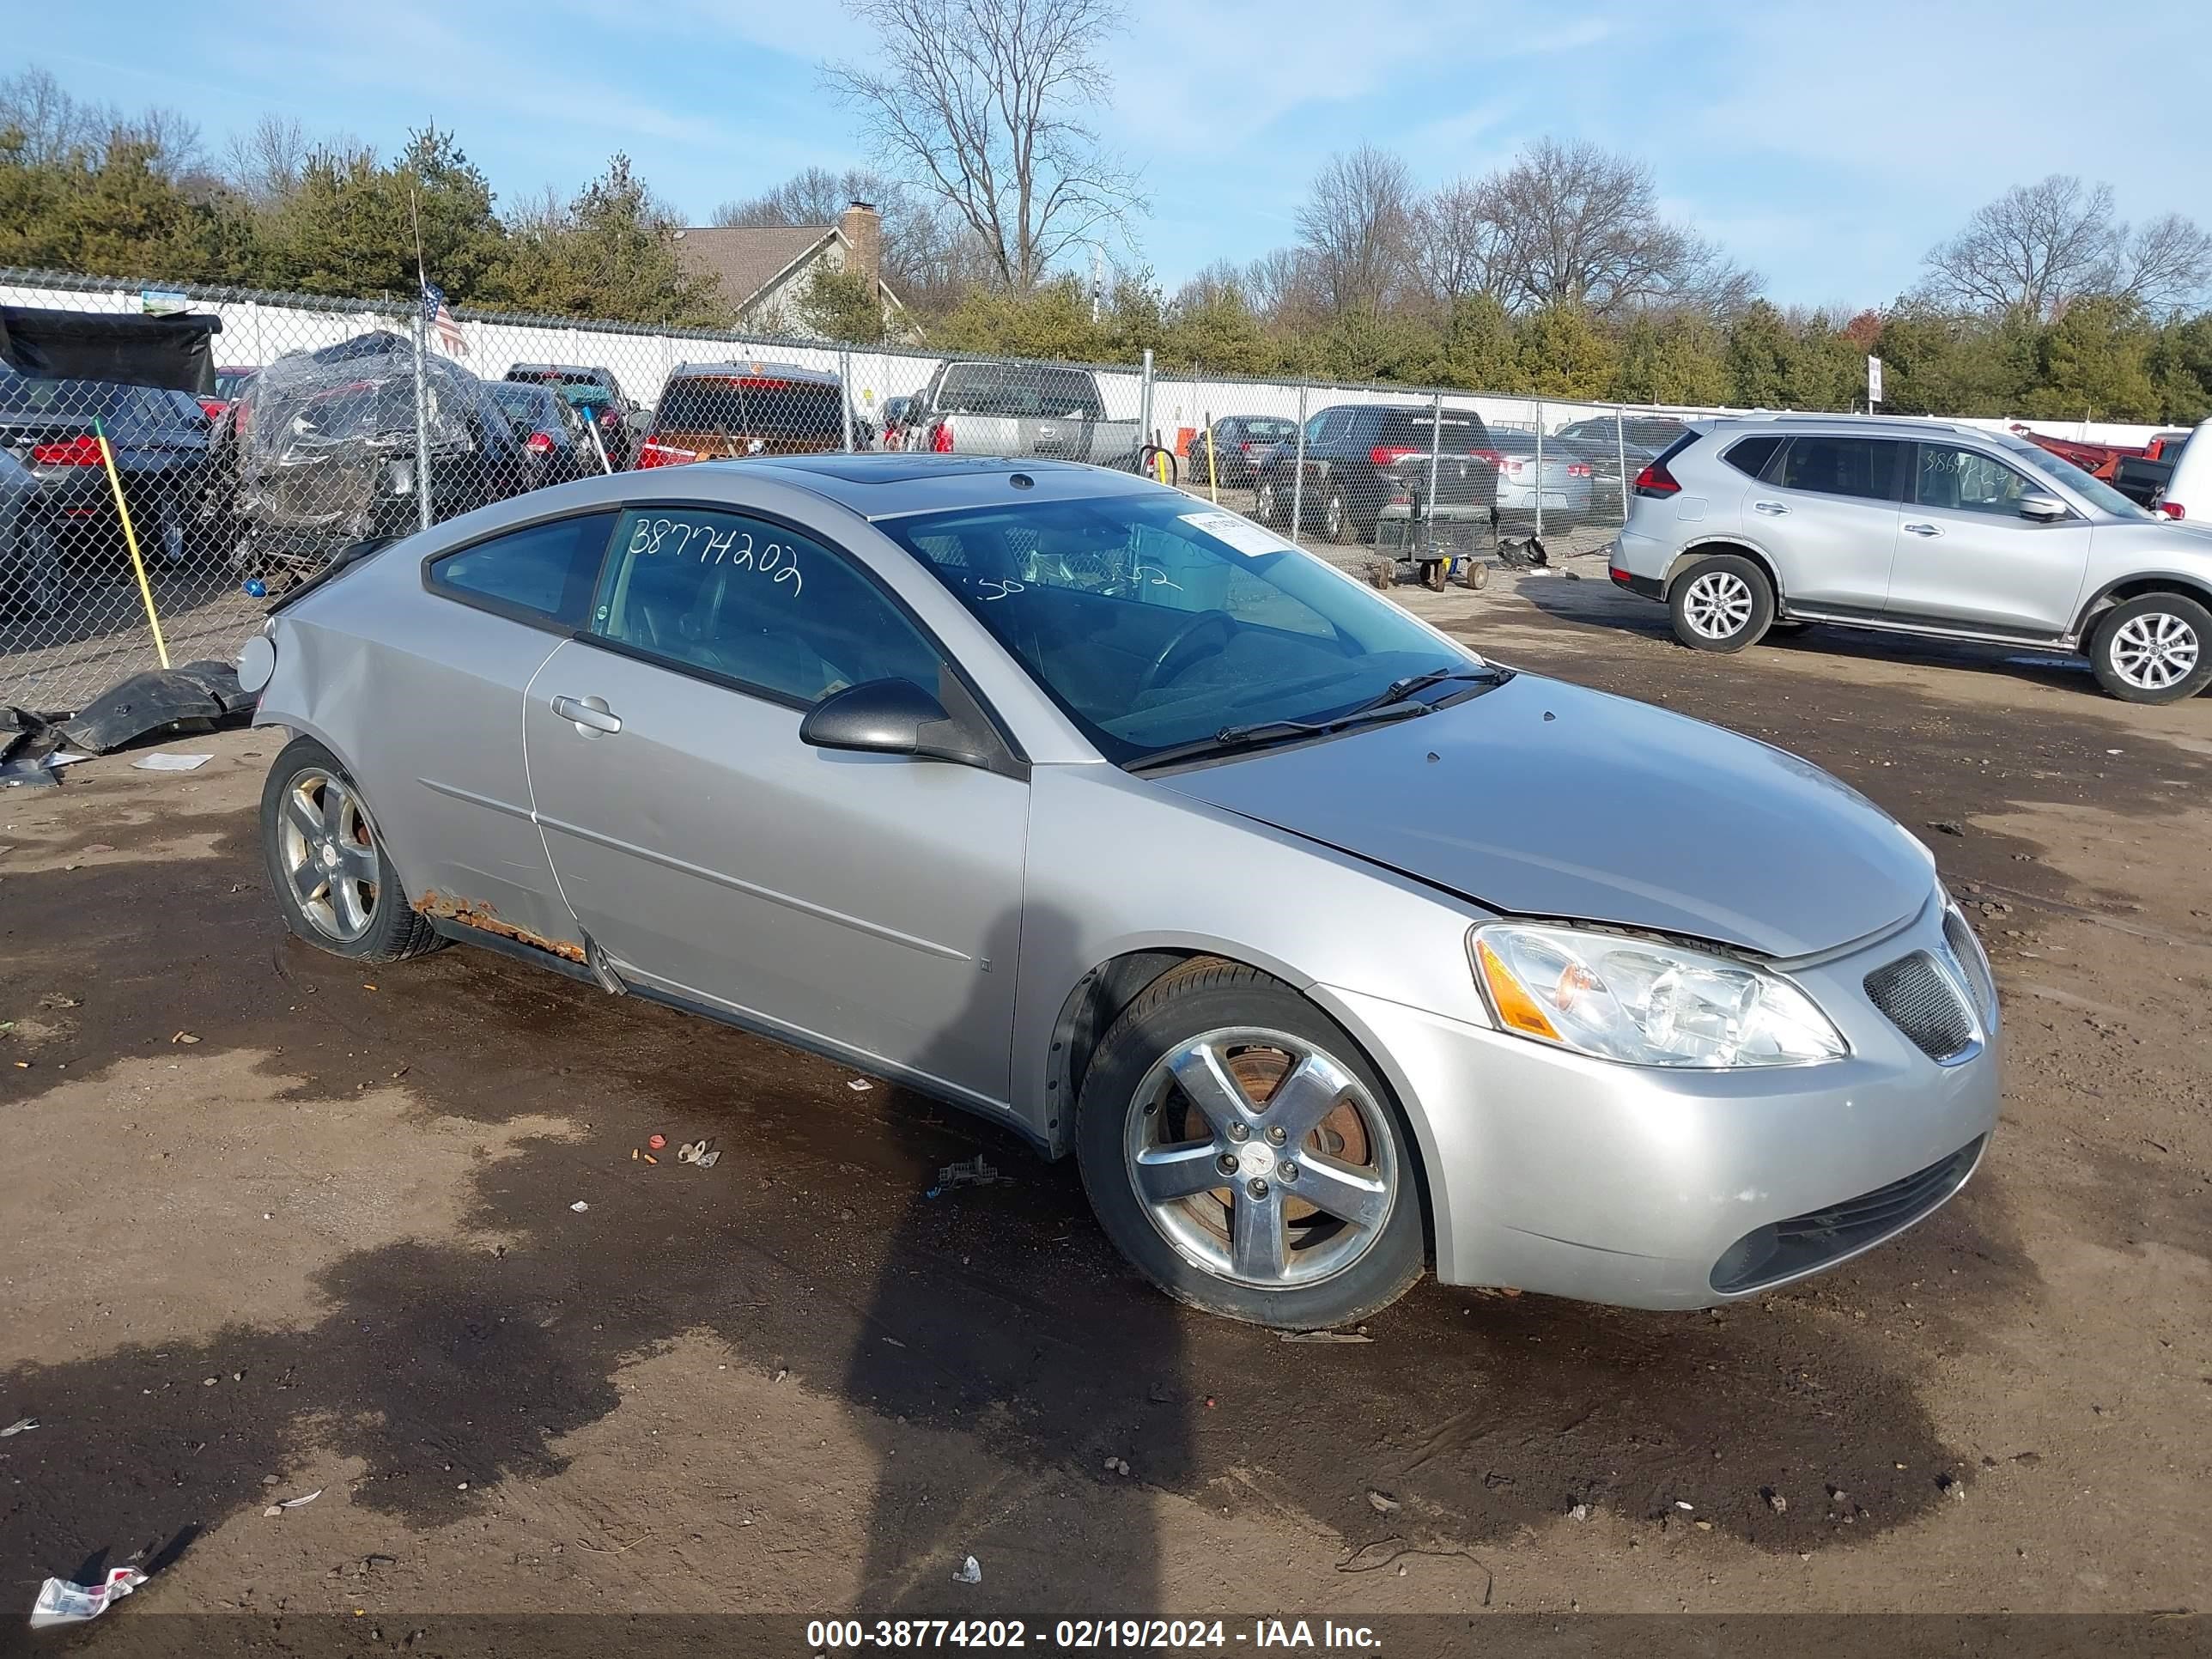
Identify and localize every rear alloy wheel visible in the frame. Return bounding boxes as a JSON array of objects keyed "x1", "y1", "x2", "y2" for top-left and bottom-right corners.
[
  {"x1": 1253, "y1": 478, "x2": 1280, "y2": 526},
  {"x1": 260, "y1": 736, "x2": 445, "y2": 963},
  {"x1": 1324, "y1": 490, "x2": 1353, "y2": 544},
  {"x1": 2092, "y1": 593, "x2": 2212, "y2": 703},
  {"x1": 1077, "y1": 962, "x2": 1425, "y2": 1328},
  {"x1": 1669, "y1": 554, "x2": 1774, "y2": 653}
]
